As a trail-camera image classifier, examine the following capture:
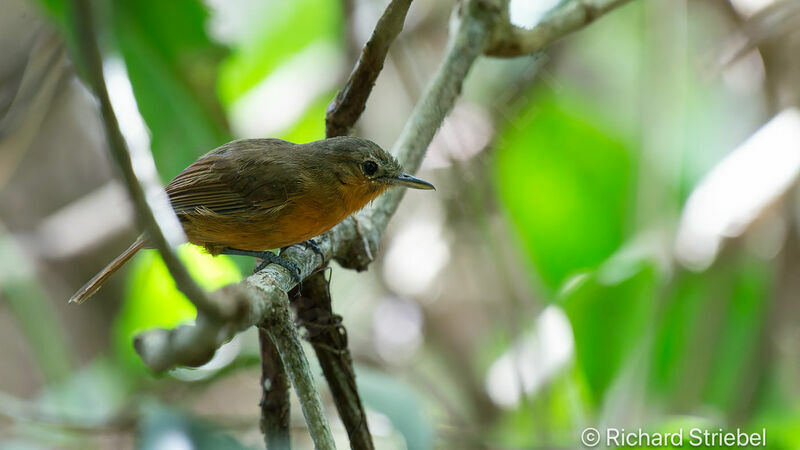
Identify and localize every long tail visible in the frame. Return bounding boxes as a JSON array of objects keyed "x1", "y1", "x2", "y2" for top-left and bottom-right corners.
[{"x1": 69, "y1": 237, "x2": 146, "y2": 304}]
